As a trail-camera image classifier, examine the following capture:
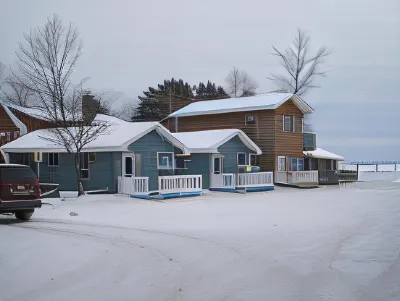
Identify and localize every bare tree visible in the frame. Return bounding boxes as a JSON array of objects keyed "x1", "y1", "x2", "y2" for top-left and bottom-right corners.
[
  {"x1": 15, "y1": 14, "x2": 109, "y2": 196},
  {"x1": 241, "y1": 71, "x2": 259, "y2": 97},
  {"x1": 1, "y1": 73, "x2": 34, "y2": 107},
  {"x1": 225, "y1": 67, "x2": 258, "y2": 98},
  {"x1": 269, "y1": 28, "x2": 330, "y2": 96},
  {"x1": 225, "y1": 67, "x2": 244, "y2": 98}
]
